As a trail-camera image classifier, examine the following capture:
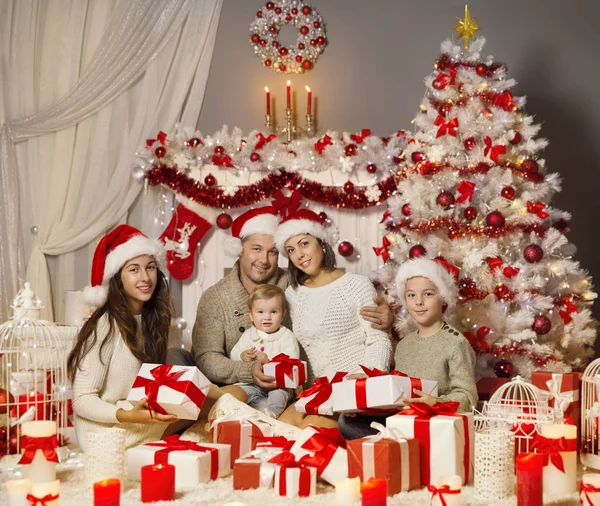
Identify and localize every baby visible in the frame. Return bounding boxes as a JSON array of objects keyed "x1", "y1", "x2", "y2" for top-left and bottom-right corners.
[{"x1": 230, "y1": 284, "x2": 299, "y2": 418}]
